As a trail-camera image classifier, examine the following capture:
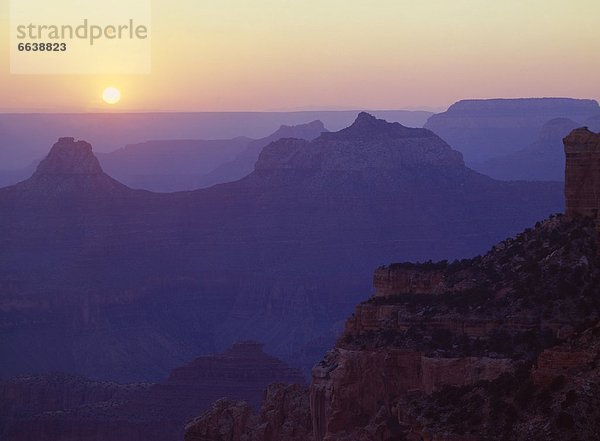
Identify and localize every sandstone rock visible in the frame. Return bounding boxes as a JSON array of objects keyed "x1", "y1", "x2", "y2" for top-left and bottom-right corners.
[
  {"x1": 309, "y1": 349, "x2": 512, "y2": 440},
  {"x1": 13, "y1": 137, "x2": 130, "y2": 197},
  {"x1": 184, "y1": 399, "x2": 255, "y2": 441},
  {"x1": 564, "y1": 127, "x2": 600, "y2": 220},
  {"x1": 373, "y1": 265, "x2": 446, "y2": 296},
  {"x1": 532, "y1": 348, "x2": 594, "y2": 386},
  {"x1": 36, "y1": 138, "x2": 103, "y2": 175},
  {"x1": 184, "y1": 383, "x2": 311, "y2": 441},
  {"x1": 420, "y1": 356, "x2": 513, "y2": 394},
  {"x1": 307, "y1": 211, "x2": 600, "y2": 441}
]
